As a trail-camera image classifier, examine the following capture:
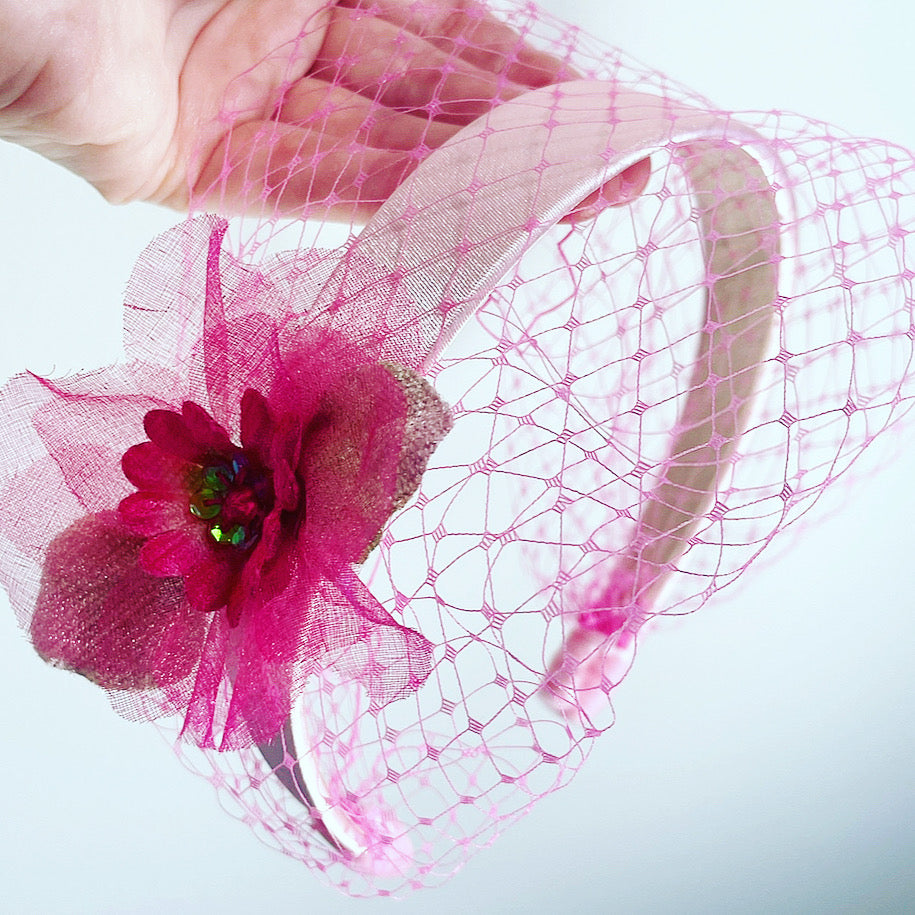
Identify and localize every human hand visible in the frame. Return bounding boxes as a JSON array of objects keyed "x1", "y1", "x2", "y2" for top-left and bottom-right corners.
[{"x1": 0, "y1": 0, "x2": 647, "y2": 222}]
